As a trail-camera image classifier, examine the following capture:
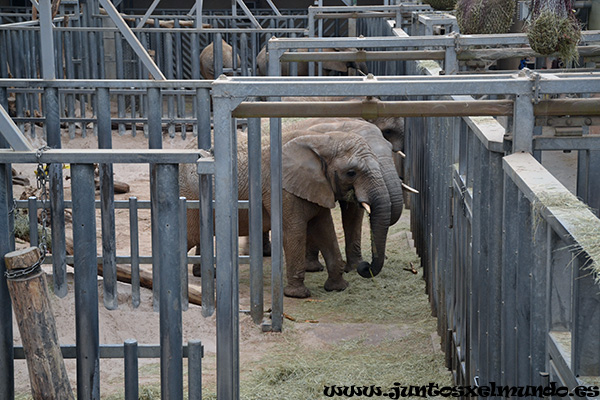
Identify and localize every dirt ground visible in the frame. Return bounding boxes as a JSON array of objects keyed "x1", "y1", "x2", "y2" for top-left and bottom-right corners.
[{"x1": 10, "y1": 127, "x2": 451, "y2": 399}]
